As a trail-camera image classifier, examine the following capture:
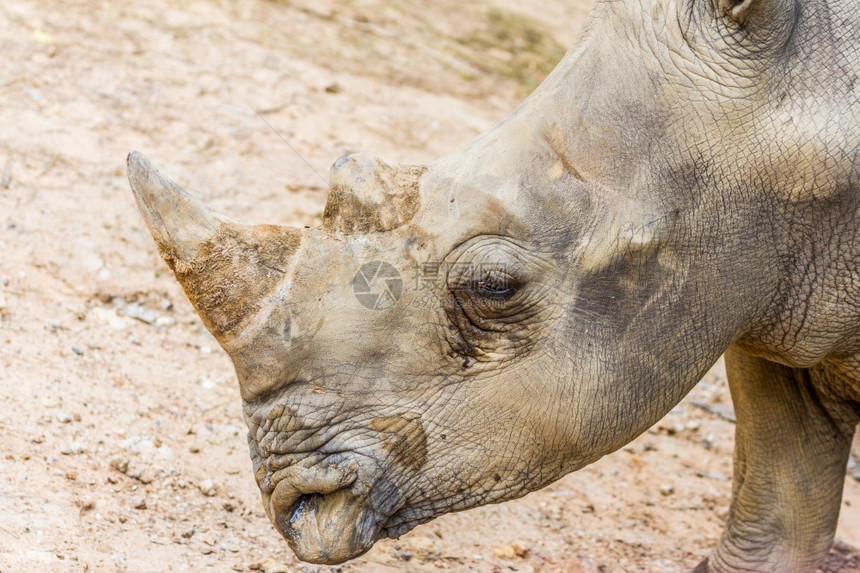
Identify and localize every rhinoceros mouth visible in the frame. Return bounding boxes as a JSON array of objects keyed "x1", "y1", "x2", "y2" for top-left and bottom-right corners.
[
  {"x1": 263, "y1": 461, "x2": 406, "y2": 564},
  {"x1": 269, "y1": 483, "x2": 392, "y2": 564}
]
